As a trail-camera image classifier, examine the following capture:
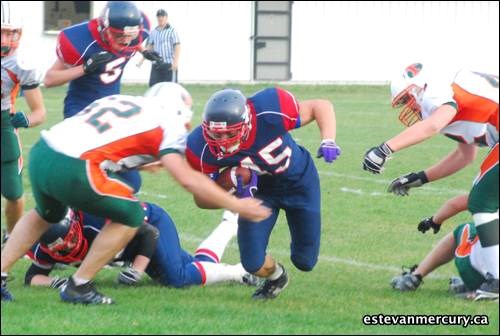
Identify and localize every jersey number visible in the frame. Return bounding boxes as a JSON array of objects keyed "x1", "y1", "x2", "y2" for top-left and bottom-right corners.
[
  {"x1": 241, "y1": 137, "x2": 292, "y2": 174},
  {"x1": 100, "y1": 57, "x2": 126, "y2": 84},
  {"x1": 84, "y1": 98, "x2": 141, "y2": 133}
]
